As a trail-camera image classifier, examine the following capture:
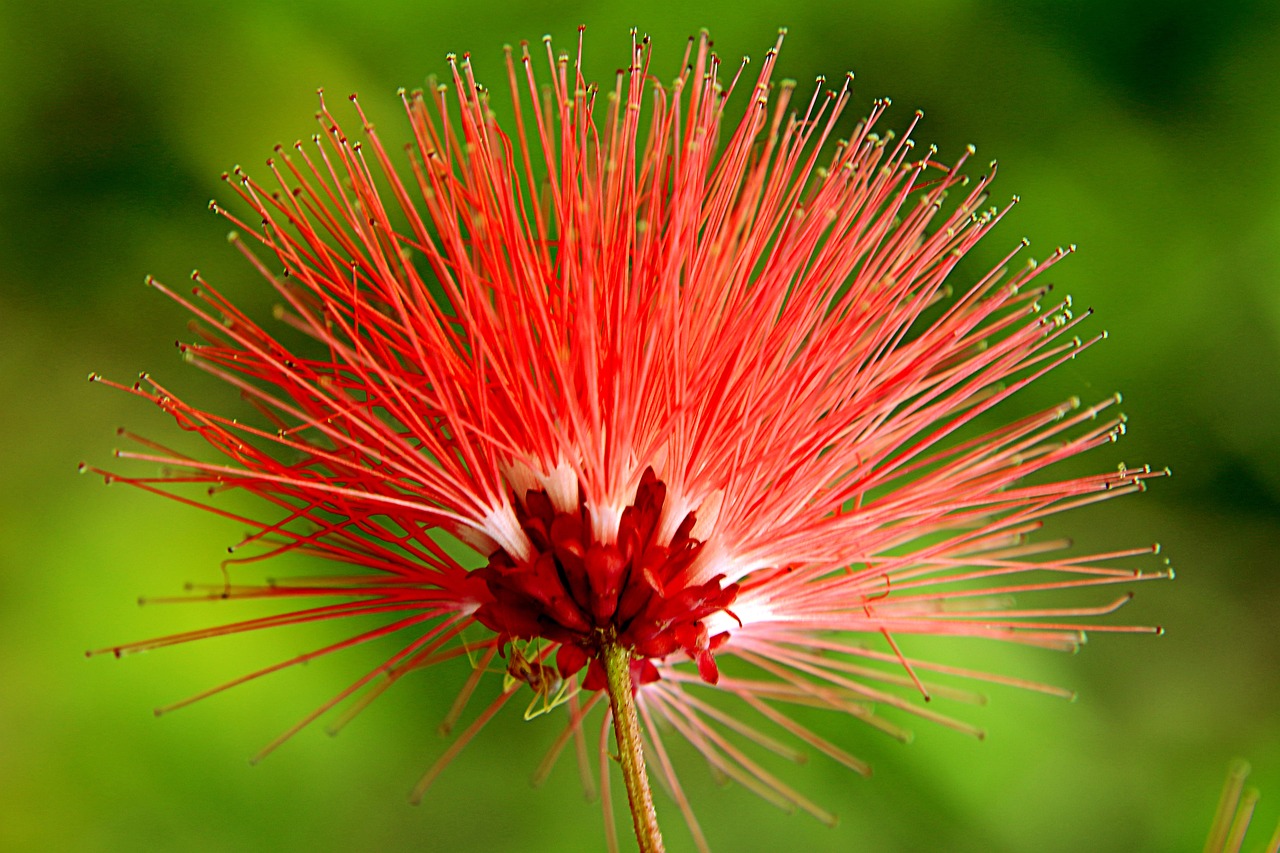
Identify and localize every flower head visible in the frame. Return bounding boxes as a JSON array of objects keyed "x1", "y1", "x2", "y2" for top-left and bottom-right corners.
[{"x1": 88, "y1": 29, "x2": 1169, "y2": 849}]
